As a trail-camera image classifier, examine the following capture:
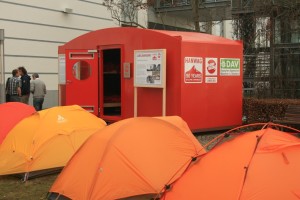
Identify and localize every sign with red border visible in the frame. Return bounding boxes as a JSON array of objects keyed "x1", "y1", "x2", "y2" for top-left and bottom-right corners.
[
  {"x1": 205, "y1": 58, "x2": 218, "y2": 76},
  {"x1": 184, "y1": 57, "x2": 203, "y2": 83}
]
